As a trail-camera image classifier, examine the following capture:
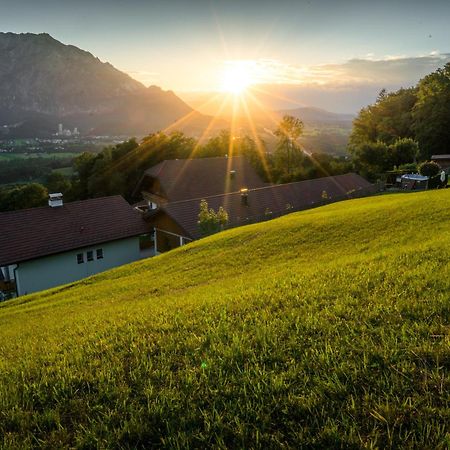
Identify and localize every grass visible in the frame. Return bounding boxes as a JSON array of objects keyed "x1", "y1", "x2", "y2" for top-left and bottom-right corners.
[{"x1": 0, "y1": 190, "x2": 449, "y2": 449}]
